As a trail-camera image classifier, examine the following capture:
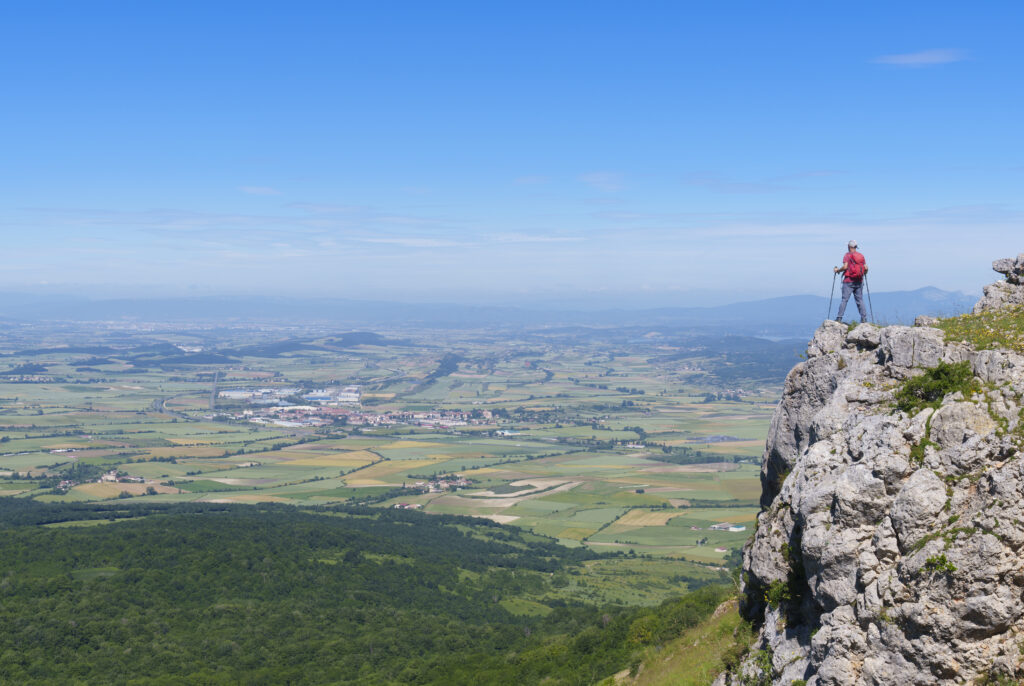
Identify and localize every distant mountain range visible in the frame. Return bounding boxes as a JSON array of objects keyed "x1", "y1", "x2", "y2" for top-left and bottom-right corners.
[{"x1": 0, "y1": 286, "x2": 977, "y2": 338}]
